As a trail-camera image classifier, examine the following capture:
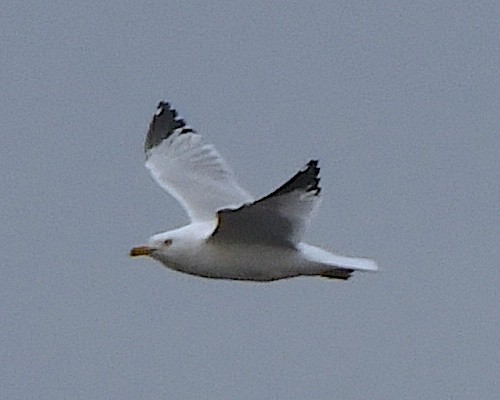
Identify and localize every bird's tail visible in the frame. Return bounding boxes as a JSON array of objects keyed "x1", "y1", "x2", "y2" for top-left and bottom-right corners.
[{"x1": 298, "y1": 243, "x2": 378, "y2": 280}]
